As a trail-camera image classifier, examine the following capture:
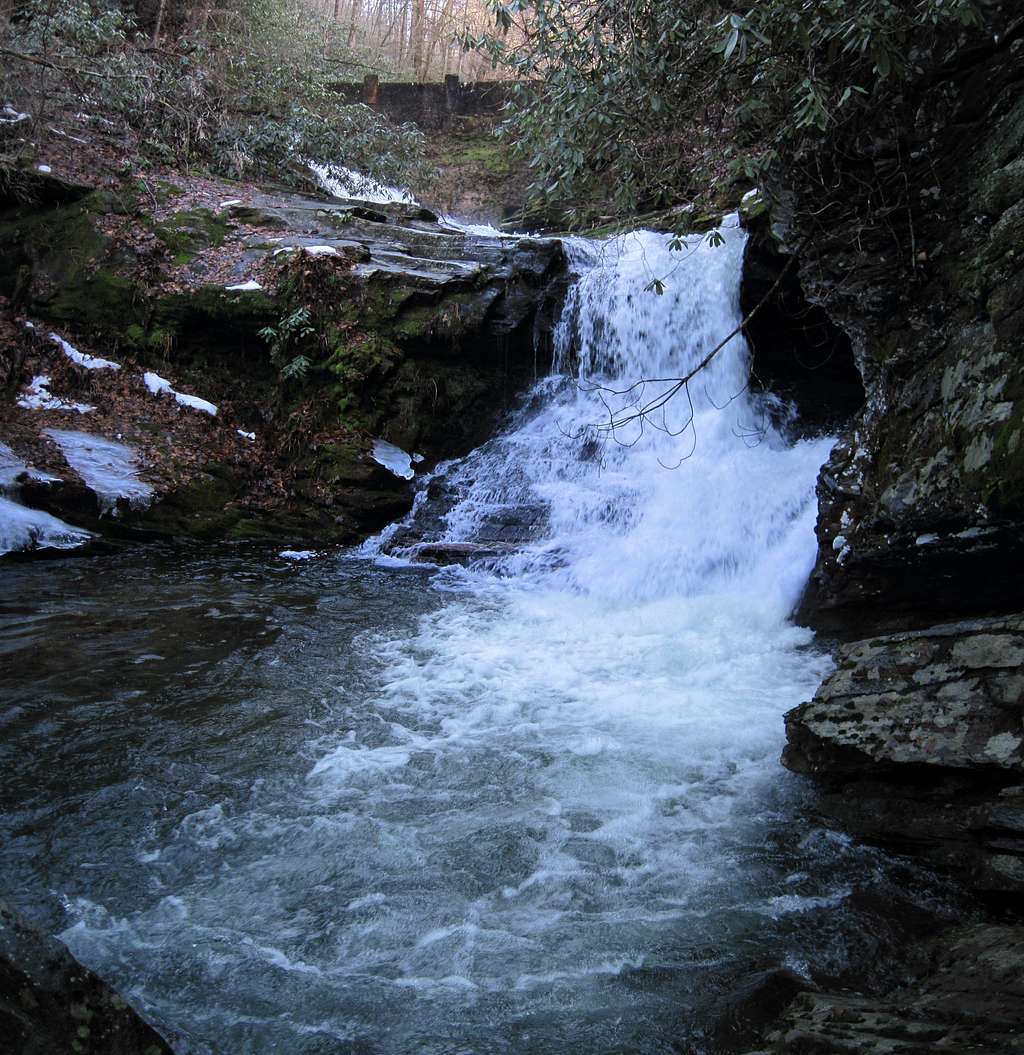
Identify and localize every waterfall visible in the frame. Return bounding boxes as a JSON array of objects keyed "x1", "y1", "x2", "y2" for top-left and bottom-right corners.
[{"x1": 380, "y1": 218, "x2": 833, "y2": 615}]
